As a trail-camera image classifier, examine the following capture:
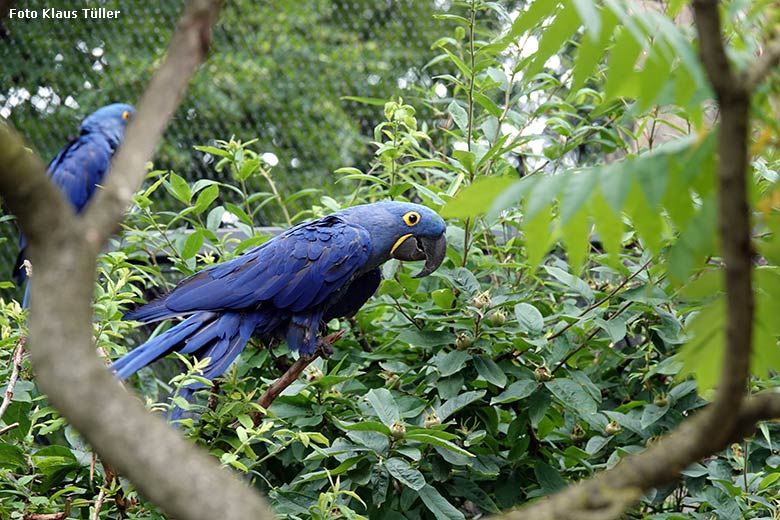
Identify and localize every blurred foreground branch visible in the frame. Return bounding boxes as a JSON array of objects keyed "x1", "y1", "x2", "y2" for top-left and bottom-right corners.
[{"x1": 0, "y1": 1, "x2": 274, "y2": 519}]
